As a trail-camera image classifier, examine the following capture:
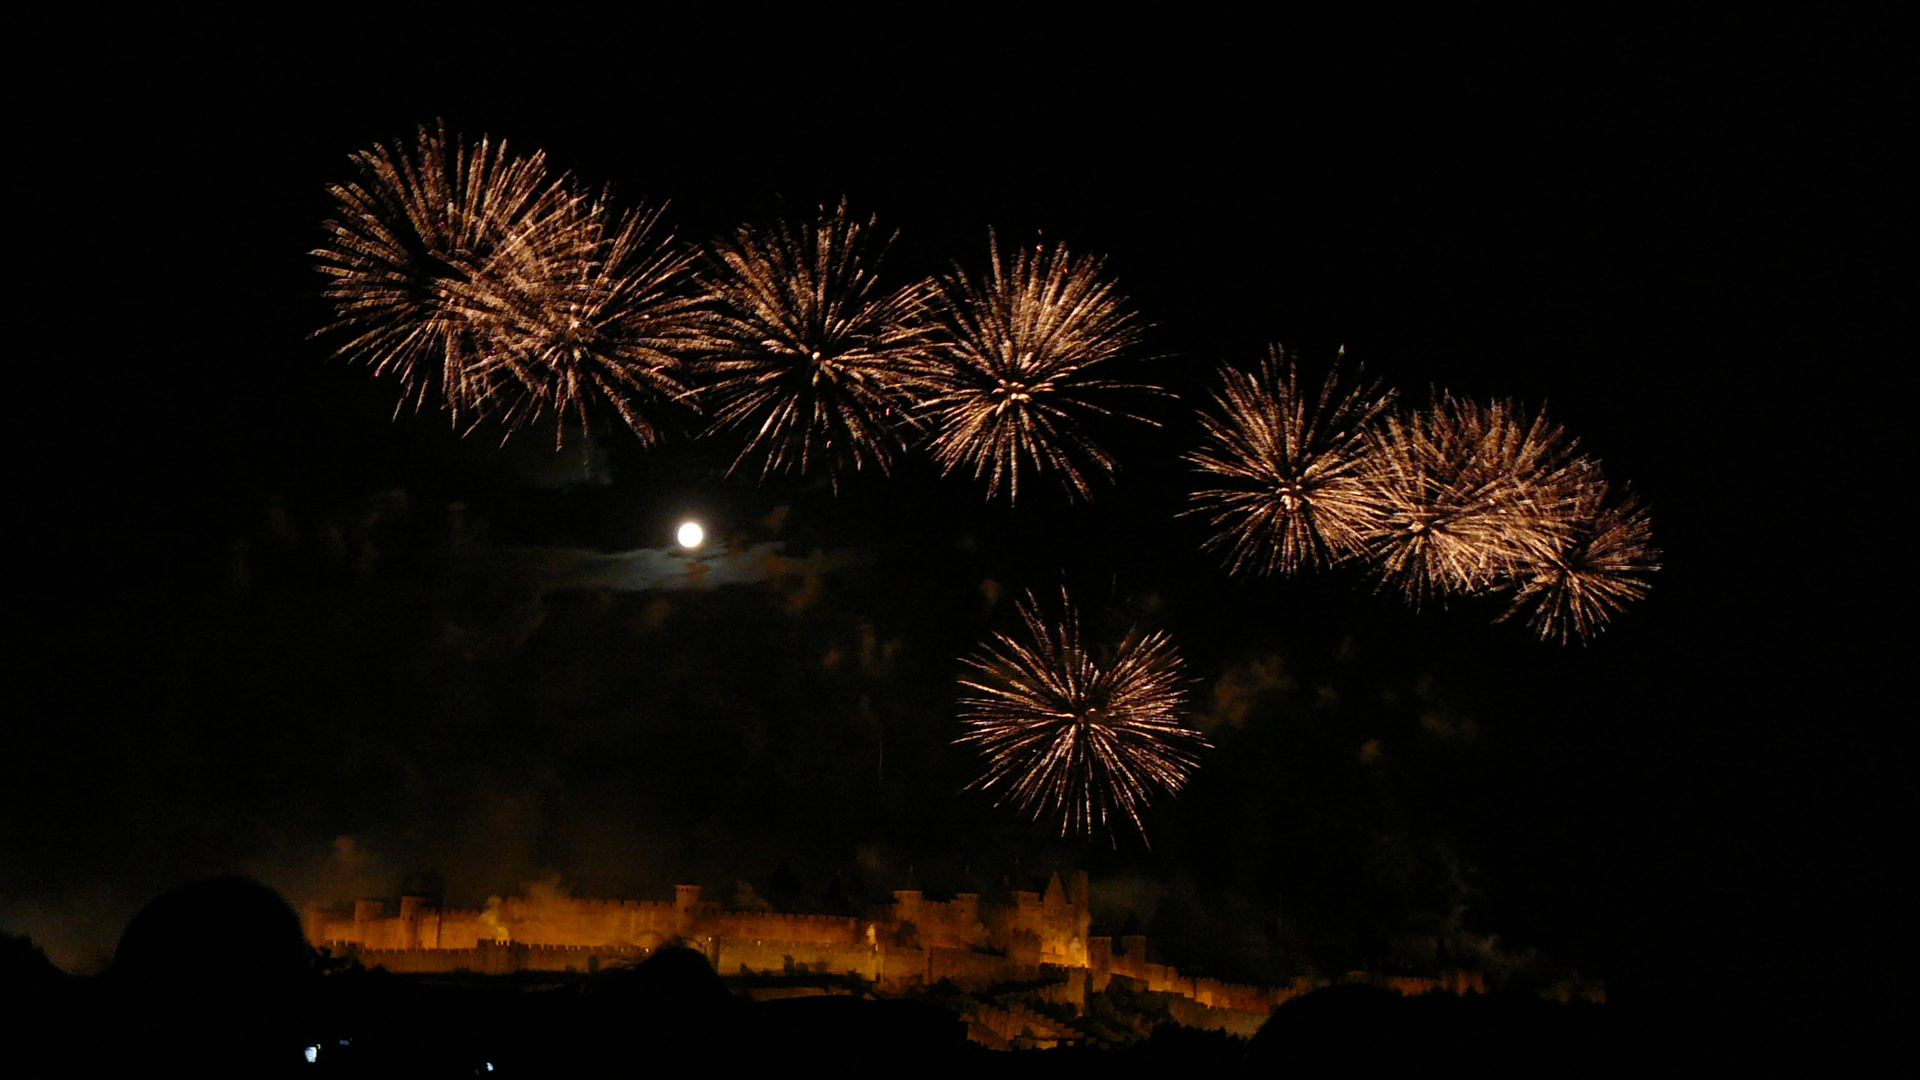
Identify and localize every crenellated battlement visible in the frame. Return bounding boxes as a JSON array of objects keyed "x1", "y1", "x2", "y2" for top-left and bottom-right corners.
[
  {"x1": 715, "y1": 911, "x2": 858, "y2": 924},
  {"x1": 304, "y1": 869, "x2": 1502, "y2": 1031}
]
